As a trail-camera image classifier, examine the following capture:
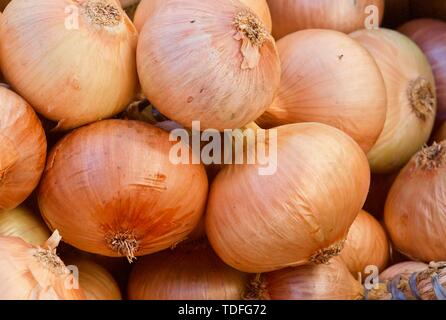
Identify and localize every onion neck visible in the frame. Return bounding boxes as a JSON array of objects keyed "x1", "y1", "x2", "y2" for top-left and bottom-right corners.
[
  {"x1": 244, "y1": 274, "x2": 270, "y2": 300},
  {"x1": 33, "y1": 247, "x2": 66, "y2": 276},
  {"x1": 310, "y1": 240, "x2": 345, "y2": 265},
  {"x1": 106, "y1": 231, "x2": 139, "y2": 263},
  {"x1": 415, "y1": 141, "x2": 446, "y2": 170},
  {"x1": 83, "y1": 0, "x2": 123, "y2": 27},
  {"x1": 408, "y1": 77, "x2": 435, "y2": 121}
]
